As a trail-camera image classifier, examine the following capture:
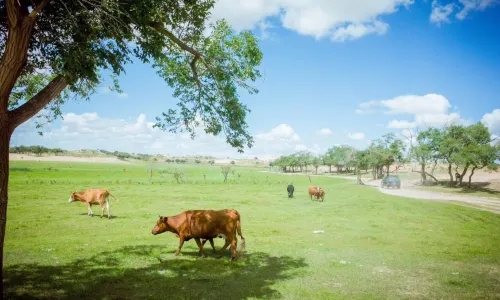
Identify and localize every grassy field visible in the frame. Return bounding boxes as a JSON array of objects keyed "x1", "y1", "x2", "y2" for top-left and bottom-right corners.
[{"x1": 4, "y1": 161, "x2": 500, "y2": 299}]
